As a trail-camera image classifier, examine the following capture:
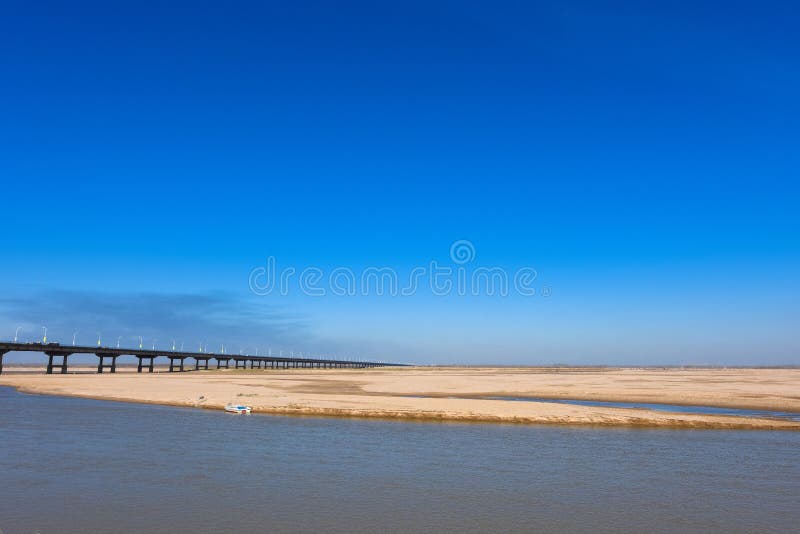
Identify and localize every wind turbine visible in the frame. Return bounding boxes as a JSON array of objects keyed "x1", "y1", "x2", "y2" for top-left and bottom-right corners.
[
  {"x1": 138, "y1": 336, "x2": 143, "y2": 349},
  {"x1": 14, "y1": 326, "x2": 22, "y2": 343},
  {"x1": 72, "y1": 332, "x2": 78, "y2": 346},
  {"x1": 117, "y1": 336, "x2": 122, "y2": 348}
]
